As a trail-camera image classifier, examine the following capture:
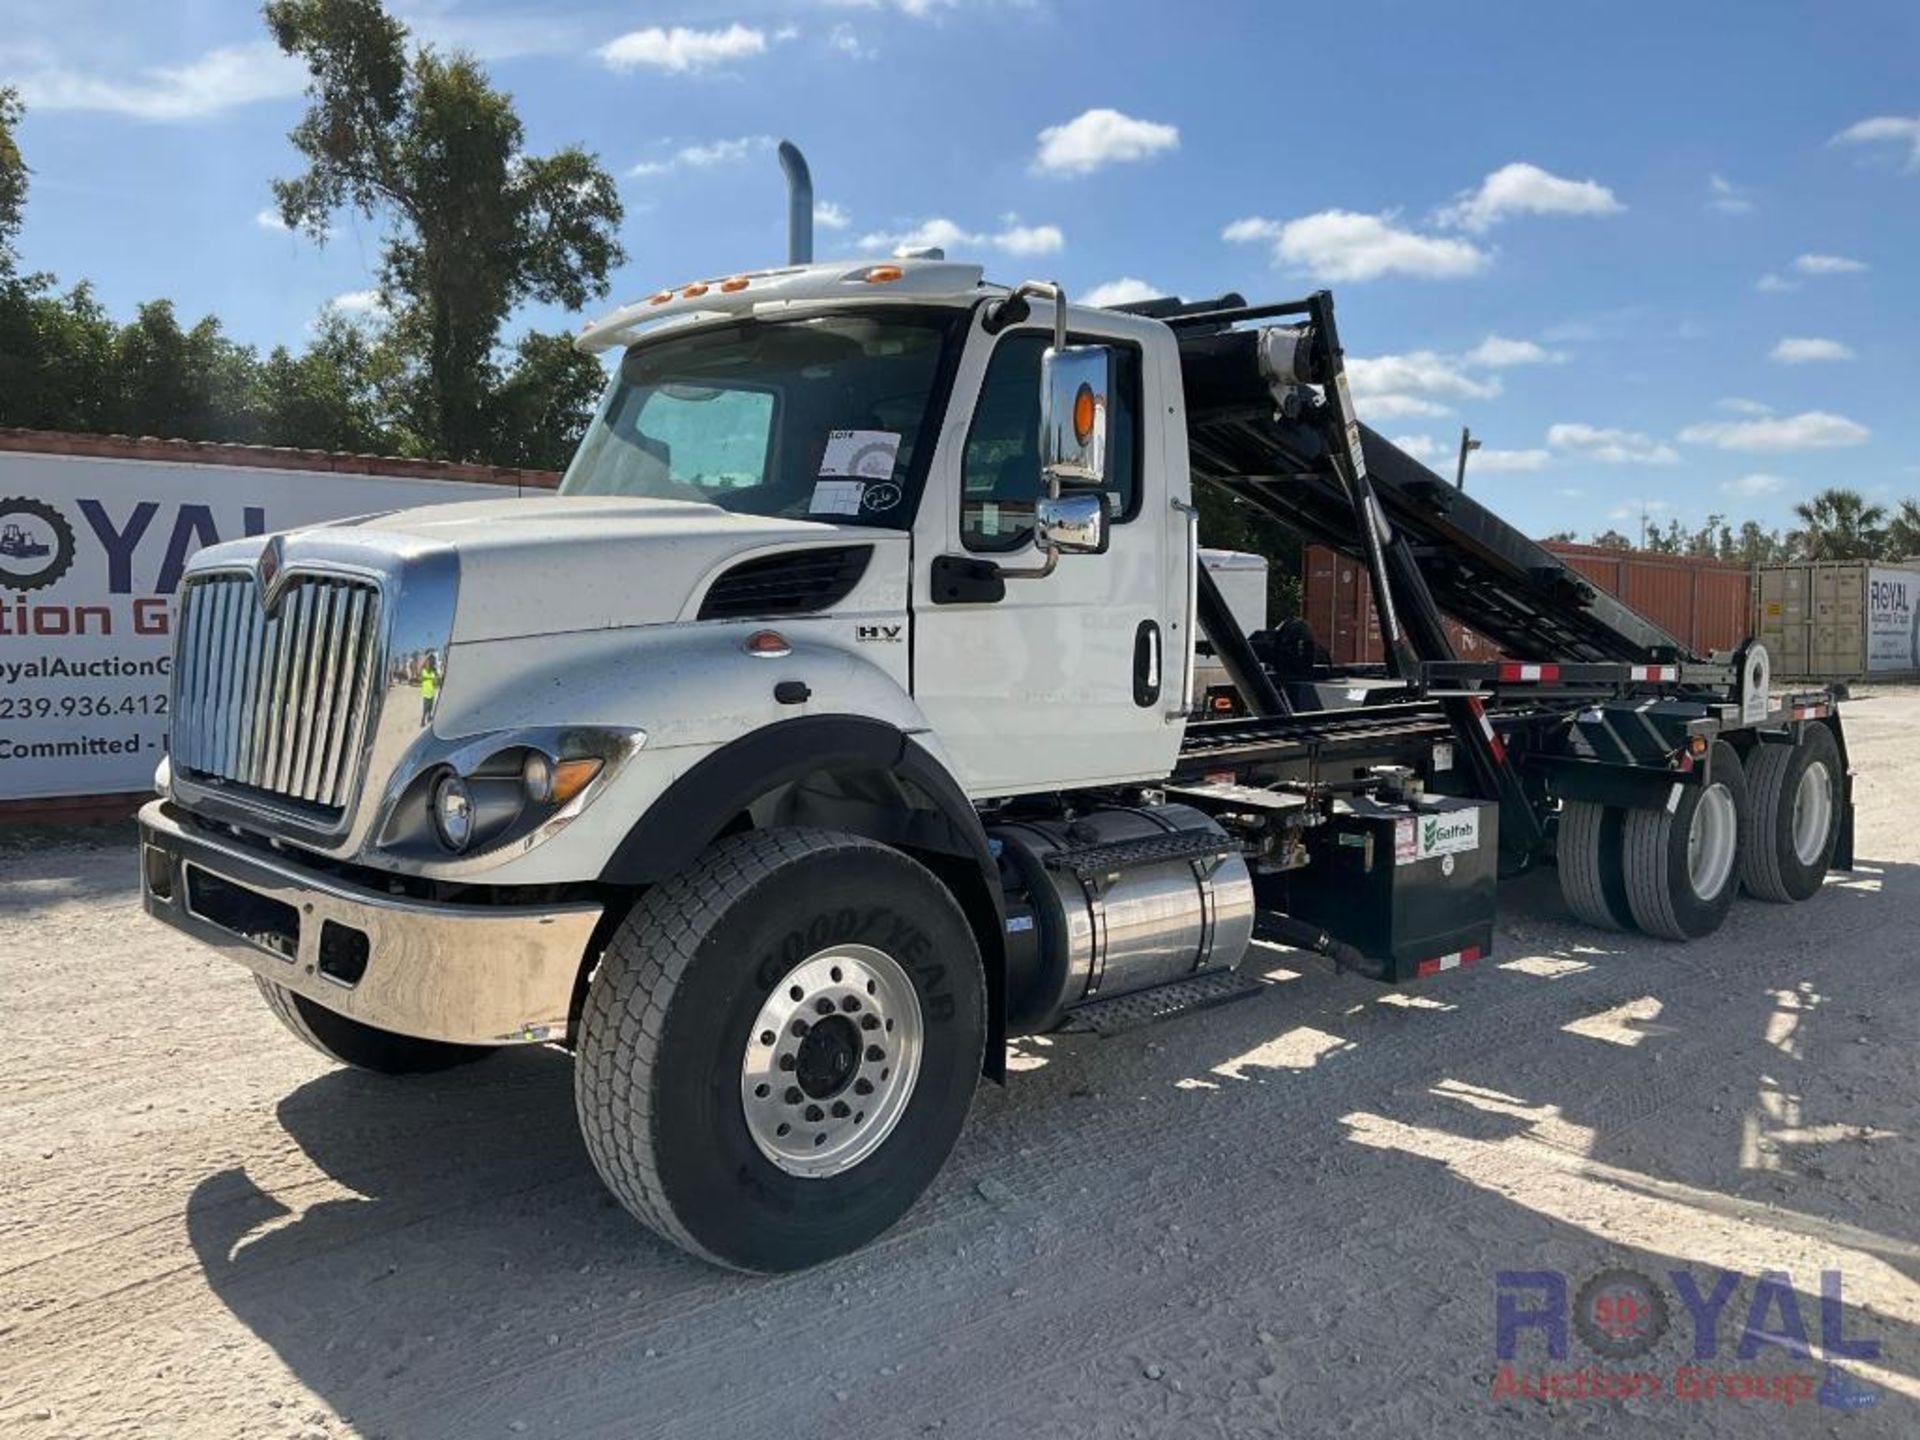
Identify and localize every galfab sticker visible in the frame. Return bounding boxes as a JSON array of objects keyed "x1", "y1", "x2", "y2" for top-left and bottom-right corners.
[
  {"x1": 819, "y1": 429, "x2": 901, "y2": 480},
  {"x1": 1418, "y1": 808, "x2": 1479, "y2": 861}
]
